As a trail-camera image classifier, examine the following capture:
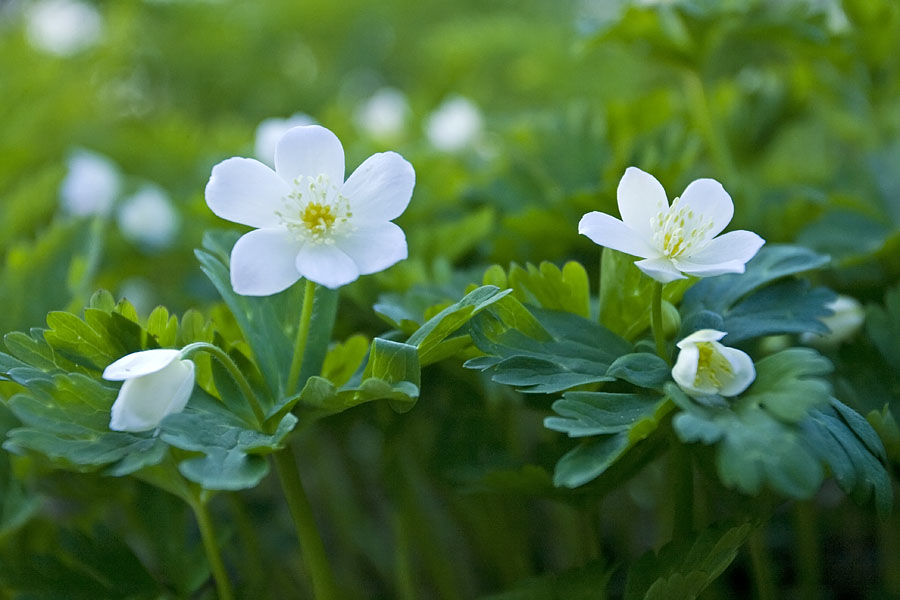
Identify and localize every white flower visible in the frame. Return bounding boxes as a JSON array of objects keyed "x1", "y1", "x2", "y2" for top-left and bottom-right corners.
[
  {"x1": 801, "y1": 295, "x2": 865, "y2": 347},
  {"x1": 205, "y1": 124, "x2": 414, "y2": 293},
  {"x1": 254, "y1": 113, "x2": 317, "y2": 167},
  {"x1": 103, "y1": 349, "x2": 195, "y2": 432},
  {"x1": 25, "y1": 0, "x2": 103, "y2": 56},
  {"x1": 354, "y1": 87, "x2": 410, "y2": 142},
  {"x1": 117, "y1": 184, "x2": 180, "y2": 249},
  {"x1": 579, "y1": 167, "x2": 765, "y2": 283},
  {"x1": 425, "y1": 96, "x2": 484, "y2": 153},
  {"x1": 59, "y1": 149, "x2": 121, "y2": 216},
  {"x1": 672, "y1": 329, "x2": 755, "y2": 399}
]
